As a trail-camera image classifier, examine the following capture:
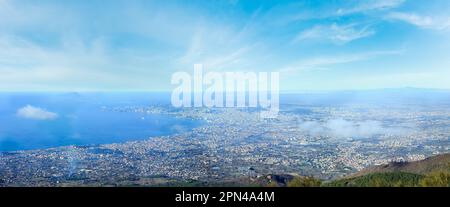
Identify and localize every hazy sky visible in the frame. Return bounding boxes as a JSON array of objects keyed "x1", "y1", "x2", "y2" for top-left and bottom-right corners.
[{"x1": 1, "y1": 0, "x2": 449, "y2": 91}]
